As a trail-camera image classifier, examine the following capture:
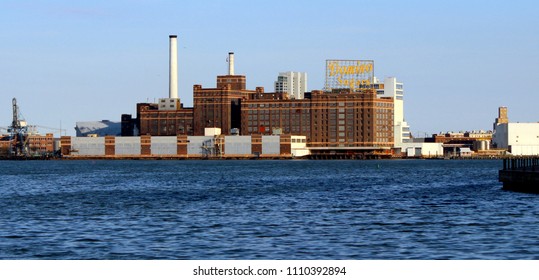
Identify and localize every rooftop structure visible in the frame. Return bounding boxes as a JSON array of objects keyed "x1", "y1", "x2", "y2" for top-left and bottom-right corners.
[
  {"x1": 75, "y1": 120, "x2": 121, "y2": 137},
  {"x1": 494, "y1": 106, "x2": 508, "y2": 130}
]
